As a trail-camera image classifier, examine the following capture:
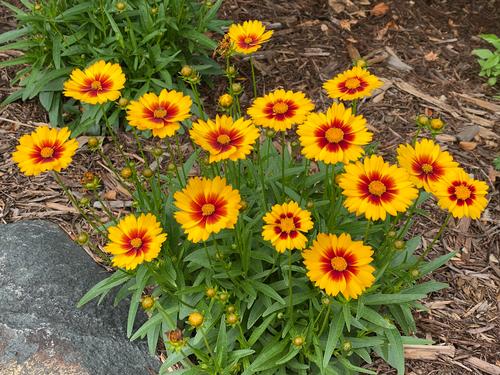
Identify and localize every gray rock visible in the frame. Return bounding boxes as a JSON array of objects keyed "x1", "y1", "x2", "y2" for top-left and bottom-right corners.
[{"x1": 0, "y1": 221, "x2": 160, "y2": 375}]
